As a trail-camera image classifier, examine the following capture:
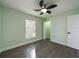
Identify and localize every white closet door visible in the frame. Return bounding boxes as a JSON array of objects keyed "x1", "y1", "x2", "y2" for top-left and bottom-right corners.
[{"x1": 68, "y1": 14, "x2": 79, "y2": 50}]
